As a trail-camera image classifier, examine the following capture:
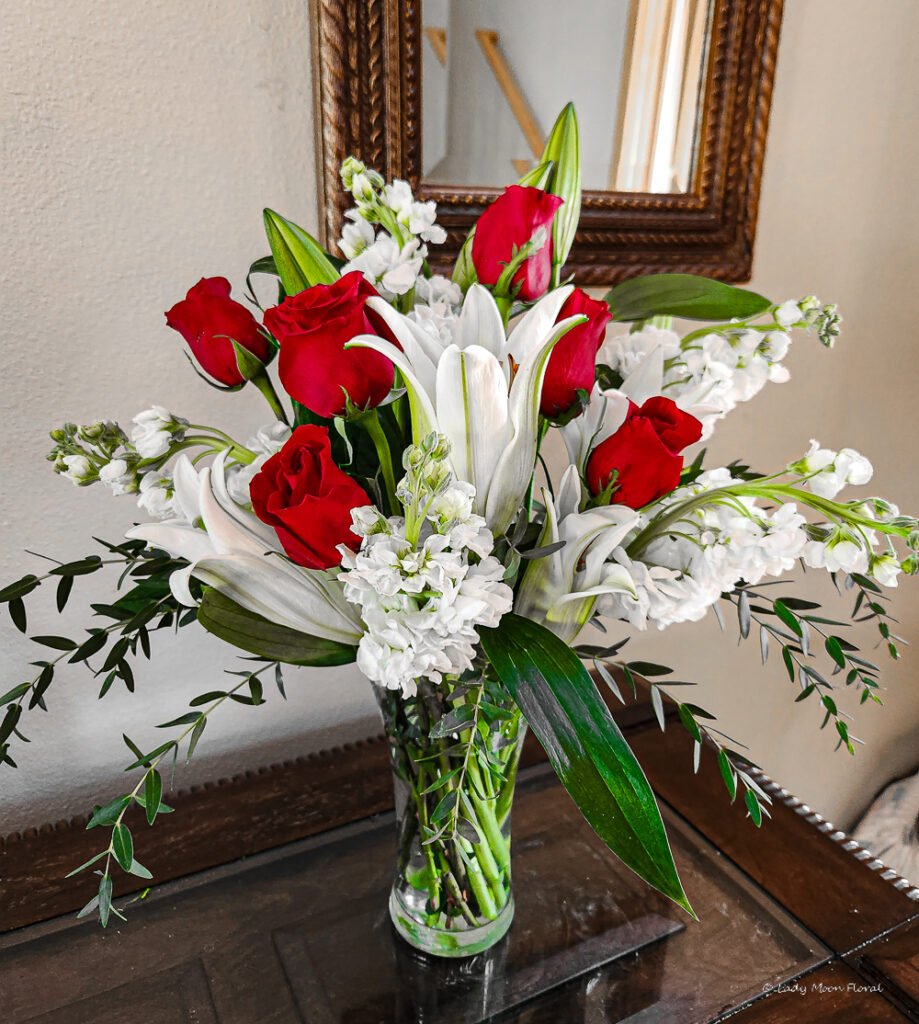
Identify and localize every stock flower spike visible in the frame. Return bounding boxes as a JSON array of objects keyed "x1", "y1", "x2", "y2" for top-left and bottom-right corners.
[{"x1": 12, "y1": 105, "x2": 918, "y2": 956}]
